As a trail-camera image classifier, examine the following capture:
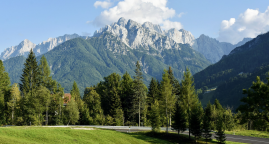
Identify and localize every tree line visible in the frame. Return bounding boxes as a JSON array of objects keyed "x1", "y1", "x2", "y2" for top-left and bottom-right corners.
[{"x1": 1, "y1": 49, "x2": 269, "y2": 143}]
